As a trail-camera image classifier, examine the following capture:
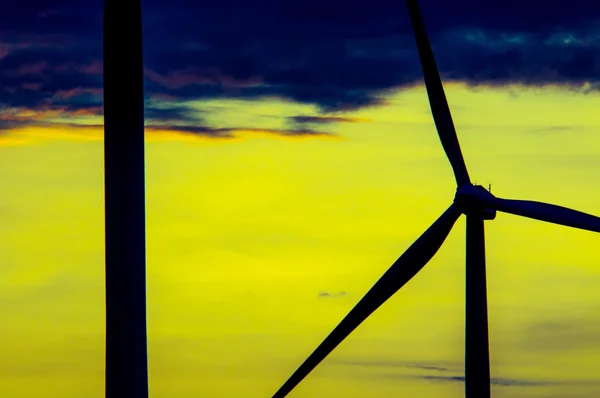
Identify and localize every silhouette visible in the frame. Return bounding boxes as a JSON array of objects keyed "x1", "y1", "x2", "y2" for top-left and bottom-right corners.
[
  {"x1": 103, "y1": 0, "x2": 149, "y2": 397},
  {"x1": 270, "y1": 1, "x2": 600, "y2": 397}
]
